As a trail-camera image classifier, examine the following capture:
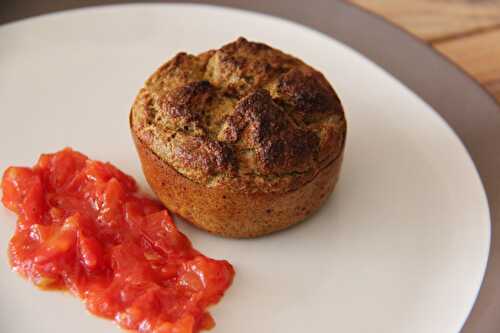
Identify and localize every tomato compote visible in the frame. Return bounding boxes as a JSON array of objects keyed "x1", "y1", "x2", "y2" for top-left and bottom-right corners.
[{"x1": 1, "y1": 148, "x2": 234, "y2": 333}]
